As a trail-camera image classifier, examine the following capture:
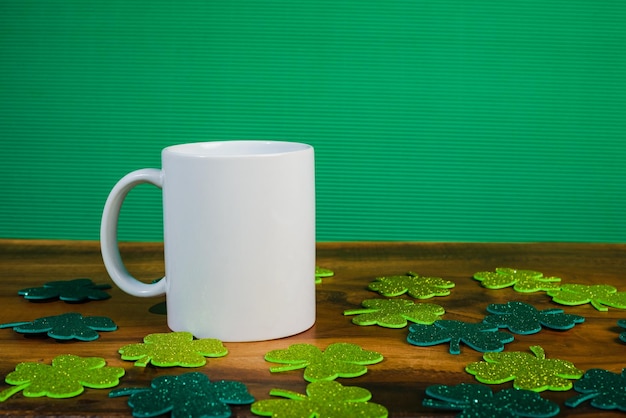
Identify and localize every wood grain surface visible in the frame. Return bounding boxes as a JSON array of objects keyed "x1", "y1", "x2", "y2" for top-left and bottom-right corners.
[{"x1": 1, "y1": 240, "x2": 625, "y2": 417}]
